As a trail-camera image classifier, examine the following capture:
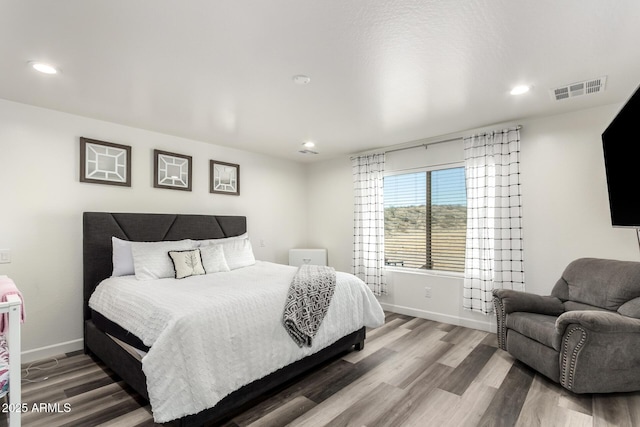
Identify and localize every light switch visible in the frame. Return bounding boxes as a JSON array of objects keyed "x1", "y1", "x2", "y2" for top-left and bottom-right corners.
[{"x1": 0, "y1": 250, "x2": 11, "y2": 264}]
